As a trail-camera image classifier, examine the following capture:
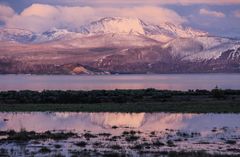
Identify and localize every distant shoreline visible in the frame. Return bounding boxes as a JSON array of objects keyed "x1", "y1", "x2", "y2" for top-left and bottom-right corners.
[
  {"x1": 0, "y1": 72, "x2": 240, "y2": 75},
  {"x1": 0, "y1": 89, "x2": 240, "y2": 113}
]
